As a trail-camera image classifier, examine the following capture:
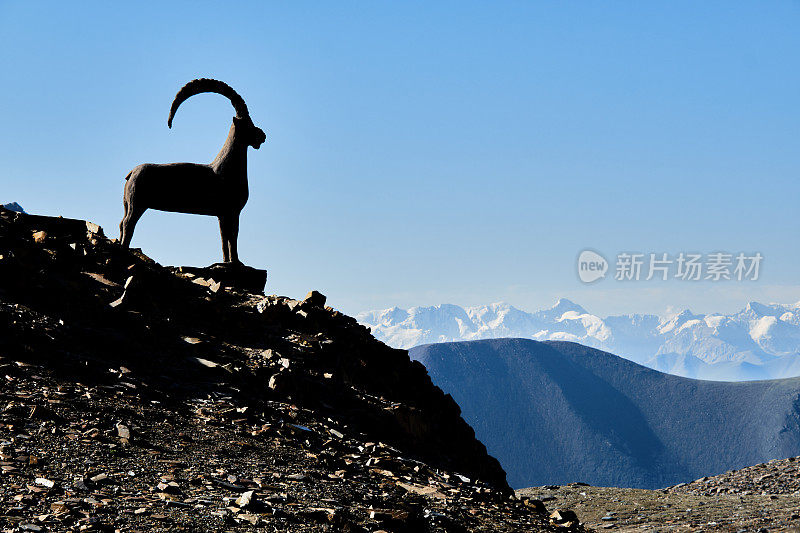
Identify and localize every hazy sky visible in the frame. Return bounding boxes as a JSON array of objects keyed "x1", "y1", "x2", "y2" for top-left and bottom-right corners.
[{"x1": 1, "y1": 2, "x2": 798, "y2": 317}]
